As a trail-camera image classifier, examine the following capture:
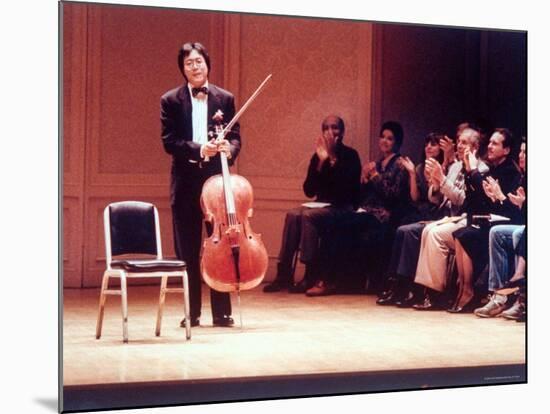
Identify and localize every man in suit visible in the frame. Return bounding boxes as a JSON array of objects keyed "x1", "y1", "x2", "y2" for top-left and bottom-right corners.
[{"x1": 160, "y1": 42, "x2": 240, "y2": 327}]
